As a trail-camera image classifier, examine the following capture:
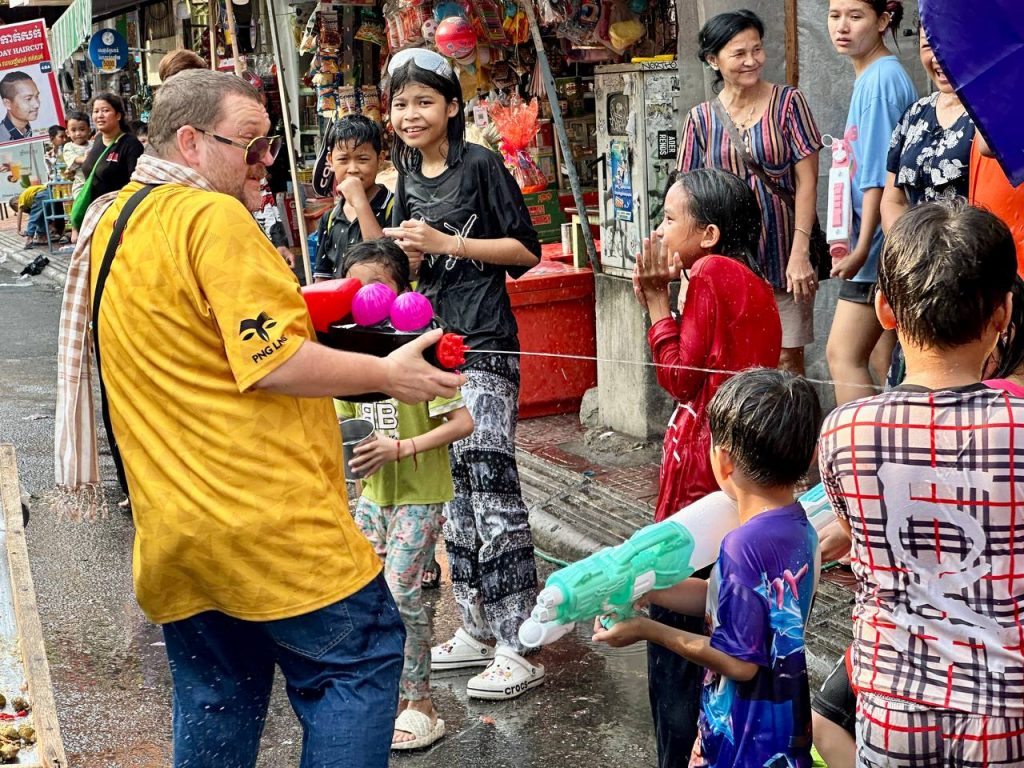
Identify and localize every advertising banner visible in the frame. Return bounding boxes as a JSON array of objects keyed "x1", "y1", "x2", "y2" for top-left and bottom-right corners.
[{"x1": 0, "y1": 20, "x2": 64, "y2": 147}]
